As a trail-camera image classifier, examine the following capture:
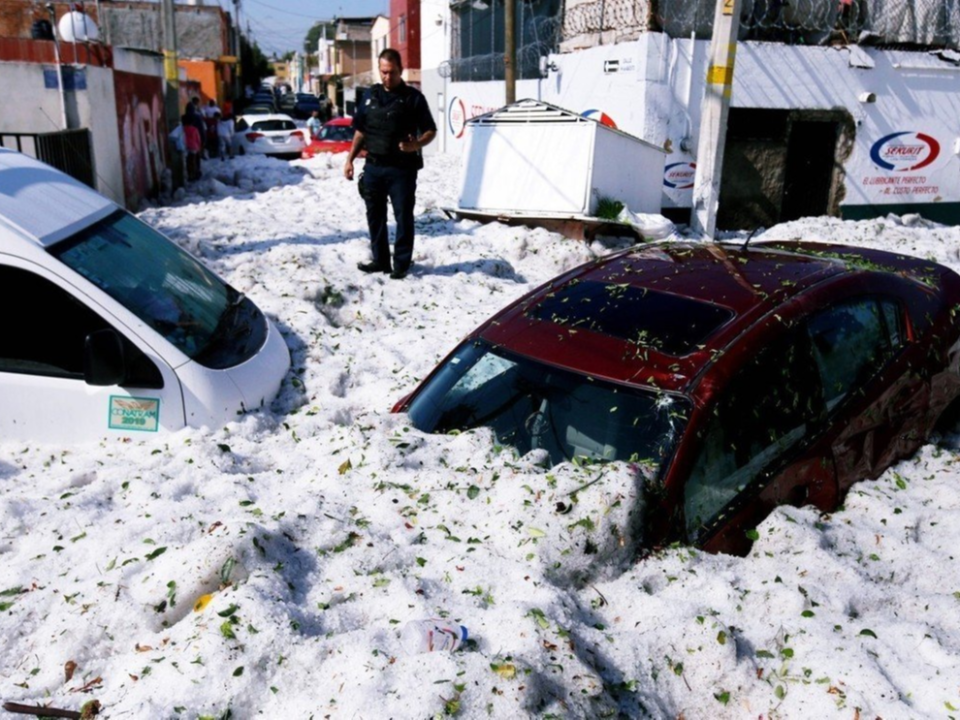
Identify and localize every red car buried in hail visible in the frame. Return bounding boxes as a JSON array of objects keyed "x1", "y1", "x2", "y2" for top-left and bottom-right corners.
[{"x1": 396, "y1": 241, "x2": 960, "y2": 556}]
